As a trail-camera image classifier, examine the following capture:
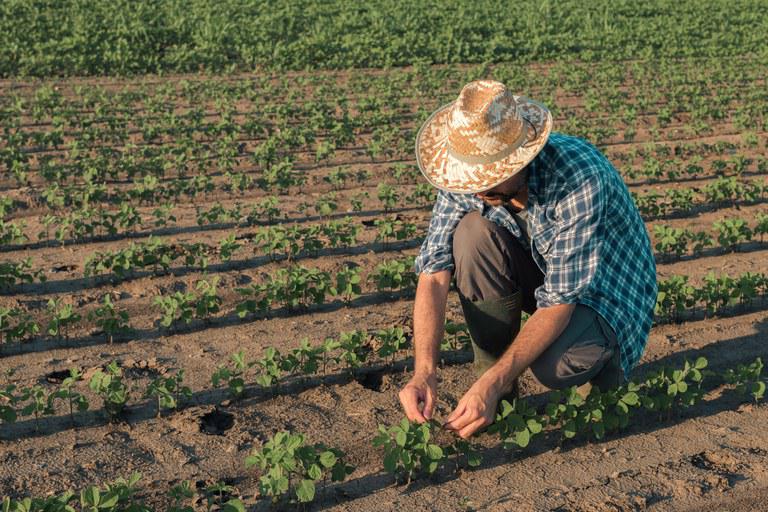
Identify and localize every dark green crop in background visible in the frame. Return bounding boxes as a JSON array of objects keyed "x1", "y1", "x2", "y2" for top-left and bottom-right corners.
[{"x1": 1, "y1": 0, "x2": 767, "y2": 77}]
